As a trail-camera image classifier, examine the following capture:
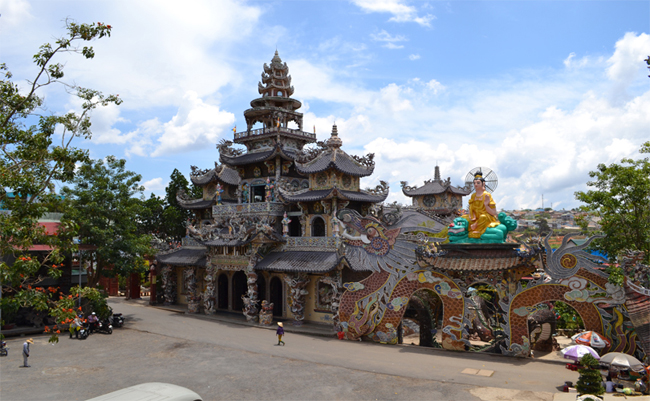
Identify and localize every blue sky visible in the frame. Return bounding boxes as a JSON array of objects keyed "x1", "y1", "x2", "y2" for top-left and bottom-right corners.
[{"x1": 2, "y1": 0, "x2": 649, "y2": 210}]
